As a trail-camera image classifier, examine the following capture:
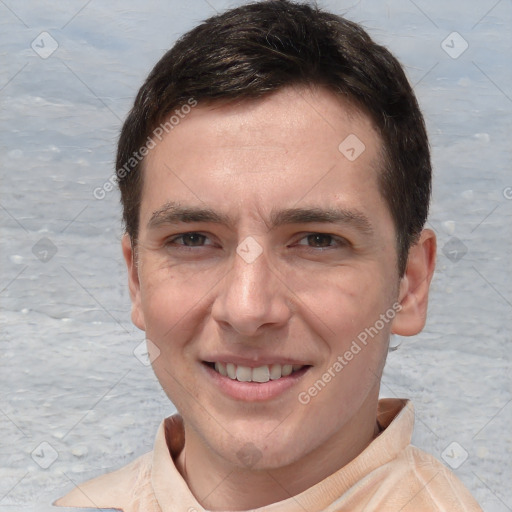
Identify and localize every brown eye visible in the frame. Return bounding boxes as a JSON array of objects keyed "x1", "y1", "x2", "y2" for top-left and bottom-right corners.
[
  {"x1": 306, "y1": 234, "x2": 334, "y2": 248},
  {"x1": 181, "y1": 233, "x2": 207, "y2": 246},
  {"x1": 294, "y1": 233, "x2": 349, "y2": 252},
  {"x1": 168, "y1": 232, "x2": 209, "y2": 247}
]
